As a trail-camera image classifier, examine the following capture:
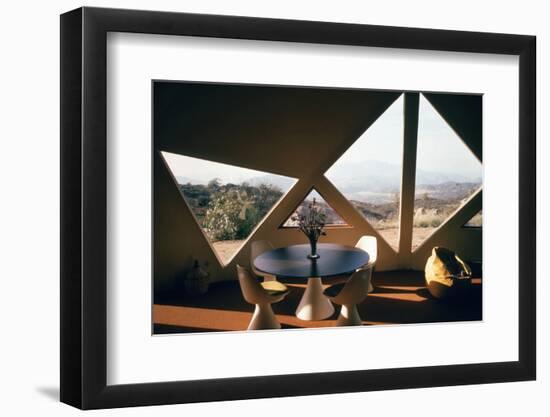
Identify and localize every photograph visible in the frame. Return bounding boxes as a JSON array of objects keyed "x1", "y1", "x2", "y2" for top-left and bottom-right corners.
[
  {"x1": 152, "y1": 81, "x2": 483, "y2": 334},
  {"x1": 0, "y1": 0, "x2": 545, "y2": 415},
  {"x1": 55, "y1": 4, "x2": 537, "y2": 410}
]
